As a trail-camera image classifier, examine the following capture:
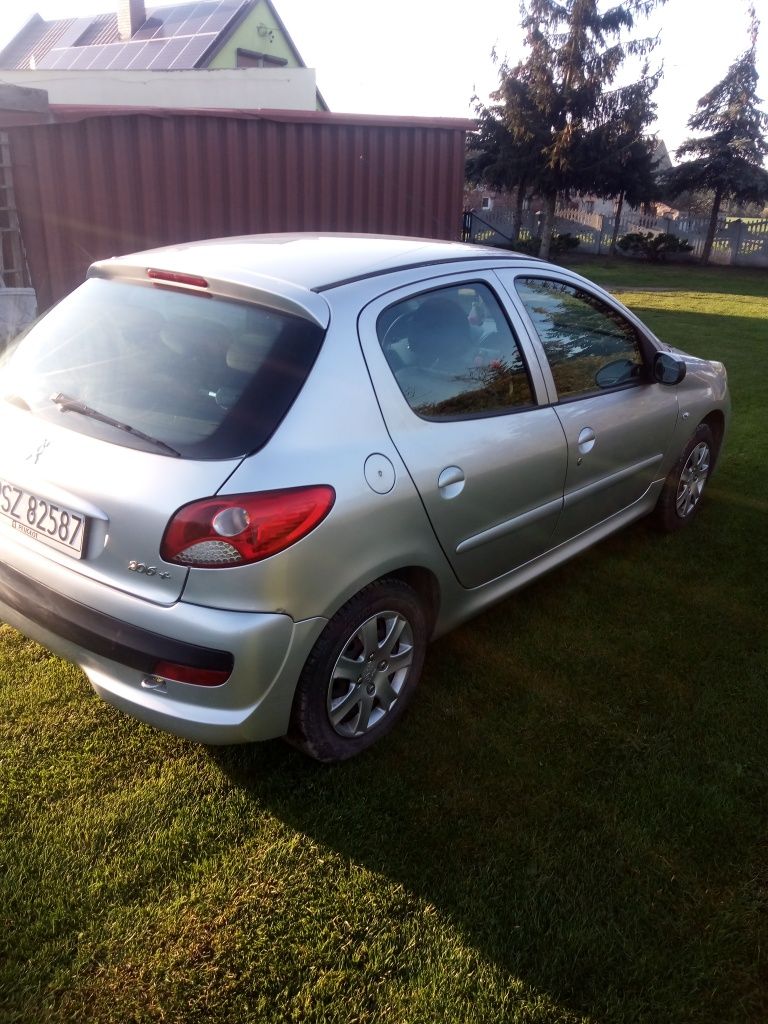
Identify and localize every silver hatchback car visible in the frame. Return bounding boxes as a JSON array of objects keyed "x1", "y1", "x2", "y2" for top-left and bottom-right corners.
[{"x1": 0, "y1": 235, "x2": 730, "y2": 761}]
